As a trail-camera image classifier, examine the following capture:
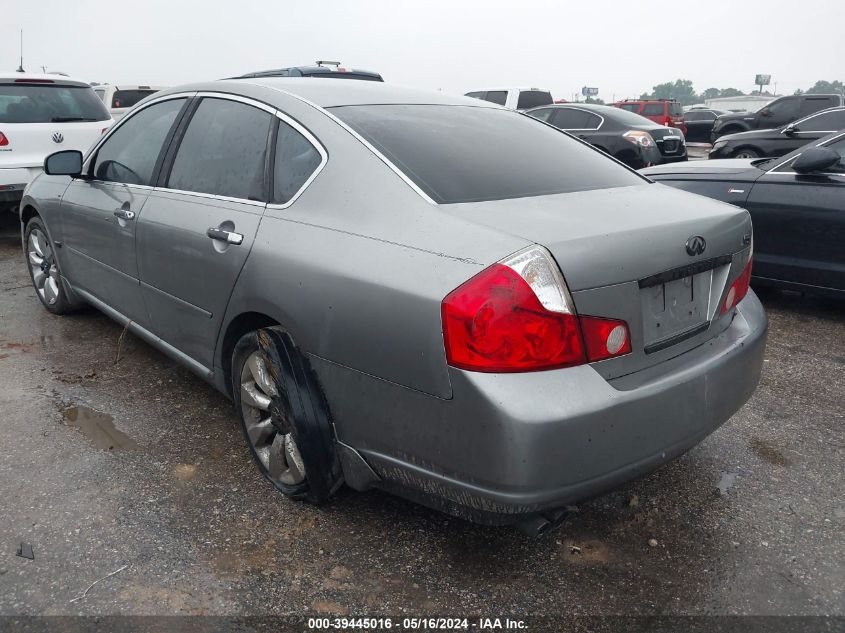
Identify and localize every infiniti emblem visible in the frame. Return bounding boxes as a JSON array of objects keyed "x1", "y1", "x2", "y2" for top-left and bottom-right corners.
[
  {"x1": 51, "y1": 132, "x2": 64, "y2": 144},
  {"x1": 685, "y1": 235, "x2": 706, "y2": 256}
]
